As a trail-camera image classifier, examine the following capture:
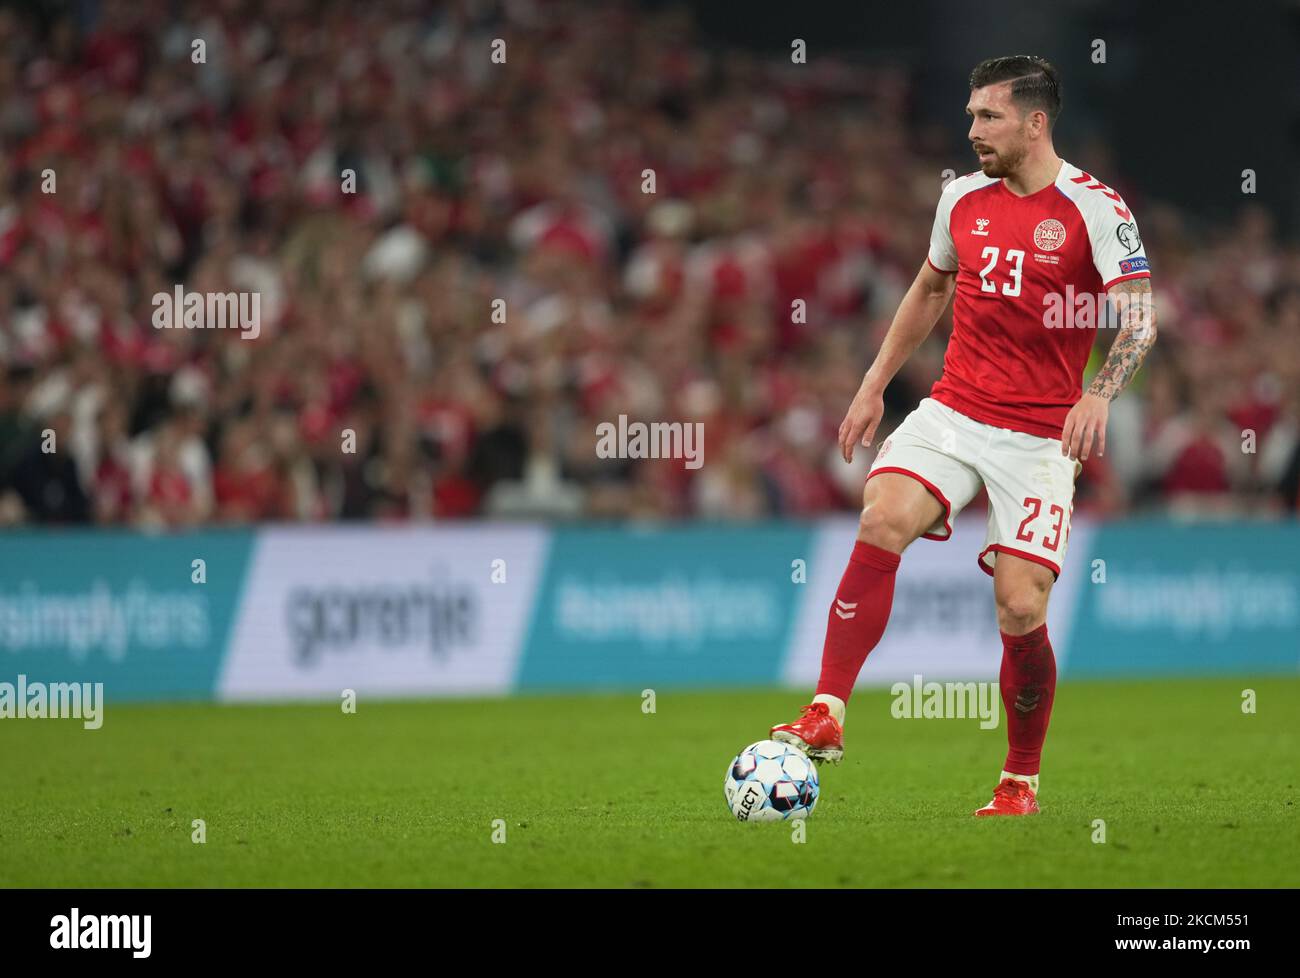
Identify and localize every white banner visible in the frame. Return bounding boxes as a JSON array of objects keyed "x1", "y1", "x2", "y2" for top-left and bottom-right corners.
[
  {"x1": 783, "y1": 514, "x2": 1092, "y2": 688},
  {"x1": 217, "y1": 525, "x2": 548, "y2": 701}
]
